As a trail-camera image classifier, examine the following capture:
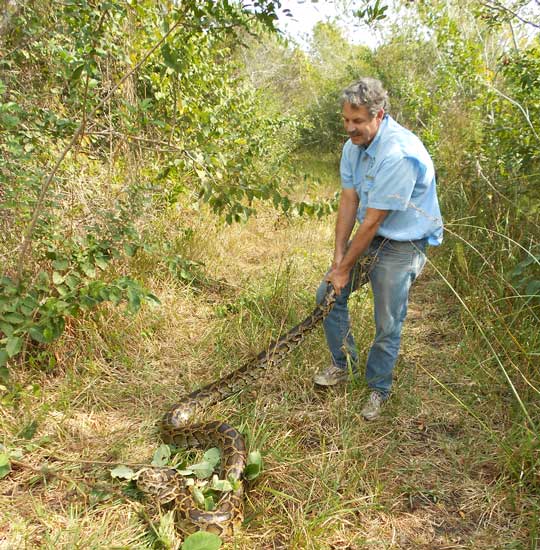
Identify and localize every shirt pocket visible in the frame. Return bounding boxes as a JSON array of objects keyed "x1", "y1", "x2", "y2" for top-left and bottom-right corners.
[
  {"x1": 362, "y1": 175, "x2": 375, "y2": 207},
  {"x1": 362, "y1": 176, "x2": 375, "y2": 195}
]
